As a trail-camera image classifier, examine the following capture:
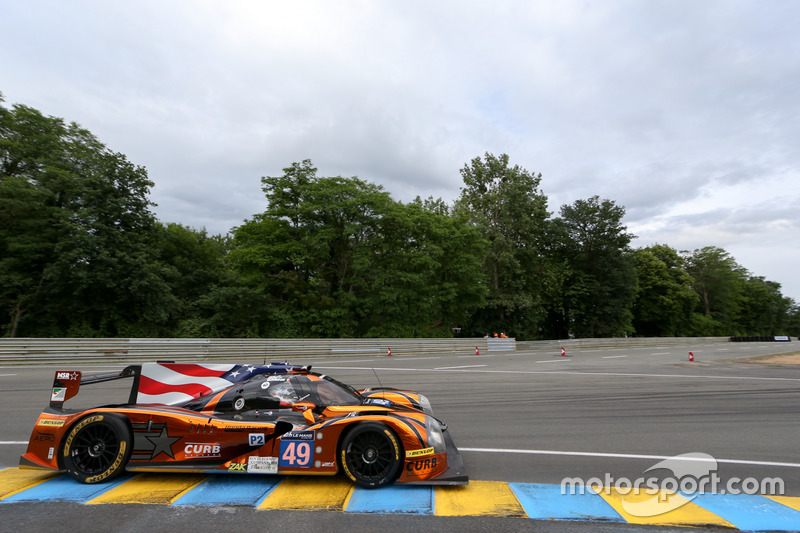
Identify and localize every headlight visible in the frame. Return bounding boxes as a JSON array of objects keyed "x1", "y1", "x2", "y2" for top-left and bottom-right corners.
[
  {"x1": 417, "y1": 394, "x2": 433, "y2": 415},
  {"x1": 425, "y1": 416, "x2": 446, "y2": 454}
]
